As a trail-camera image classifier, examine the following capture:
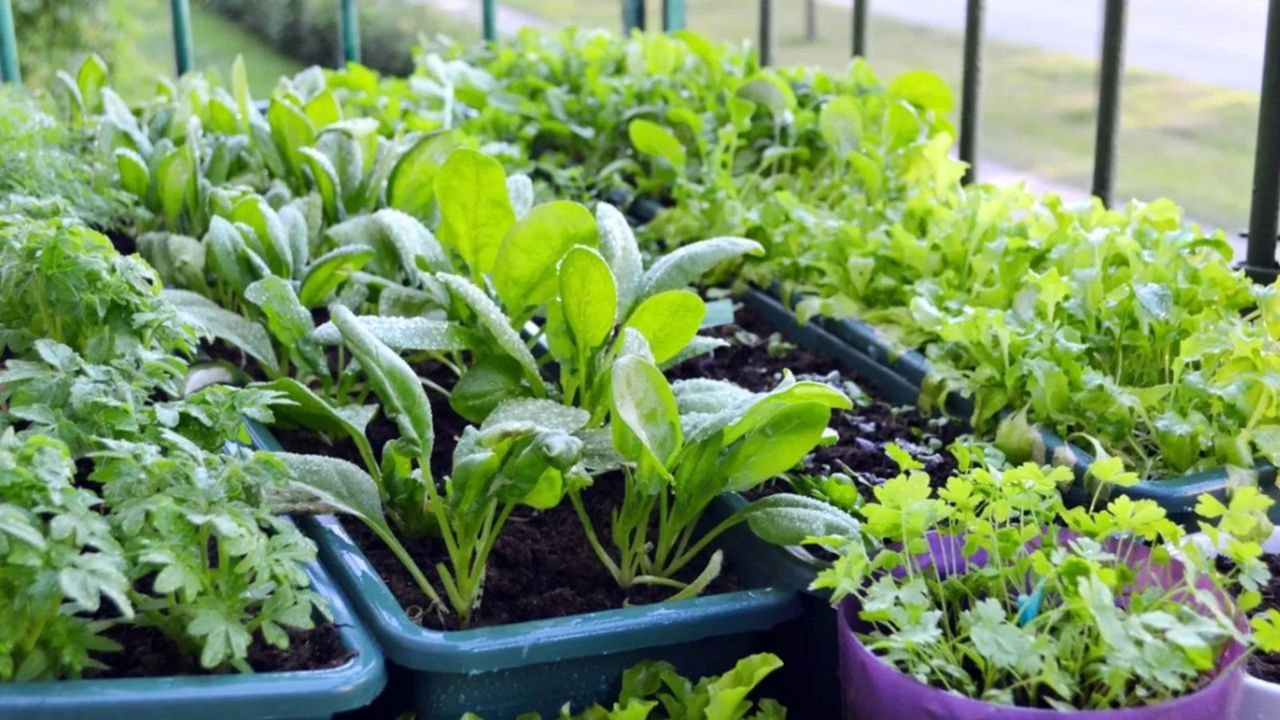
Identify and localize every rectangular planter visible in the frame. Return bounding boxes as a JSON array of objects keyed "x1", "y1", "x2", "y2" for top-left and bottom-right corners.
[
  {"x1": 0, "y1": 552, "x2": 386, "y2": 720},
  {"x1": 250, "y1": 407, "x2": 804, "y2": 719},
  {"x1": 745, "y1": 287, "x2": 1280, "y2": 525},
  {"x1": 295, "y1": 513, "x2": 802, "y2": 719}
]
